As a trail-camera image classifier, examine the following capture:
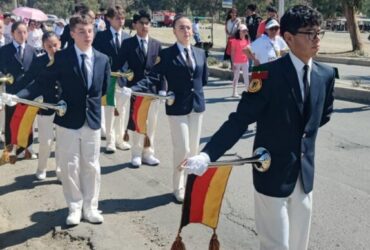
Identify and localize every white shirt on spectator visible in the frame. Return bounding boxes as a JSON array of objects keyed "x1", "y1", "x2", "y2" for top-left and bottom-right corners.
[{"x1": 251, "y1": 34, "x2": 288, "y2": 64}]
